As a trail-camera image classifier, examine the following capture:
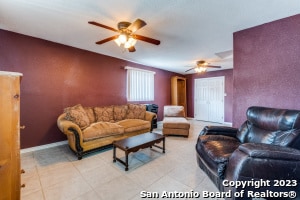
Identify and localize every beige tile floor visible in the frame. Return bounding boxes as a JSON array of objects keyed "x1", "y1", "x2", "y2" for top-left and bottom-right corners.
[{"x1": 21, "y1": 120, "x2": 224, "y2": 200}]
